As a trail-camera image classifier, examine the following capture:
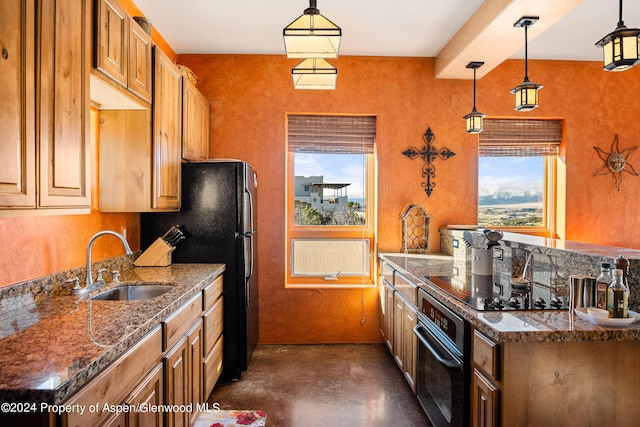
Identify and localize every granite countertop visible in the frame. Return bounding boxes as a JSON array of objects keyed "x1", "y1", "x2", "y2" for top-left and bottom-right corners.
[
  {"x1": 0, "y1": 263, "x2": 225, "y2": 404},
  {"x1": 379, "y1": 253, "x2": 640, "y2": 344}
]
